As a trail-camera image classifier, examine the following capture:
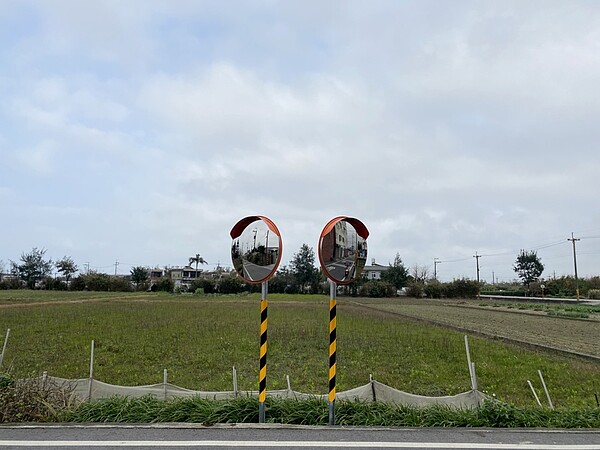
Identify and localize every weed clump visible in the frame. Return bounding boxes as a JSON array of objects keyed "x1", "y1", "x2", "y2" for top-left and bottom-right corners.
[{"x1": 0, "y1": 373, "x2": 79, "y2": 422}]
